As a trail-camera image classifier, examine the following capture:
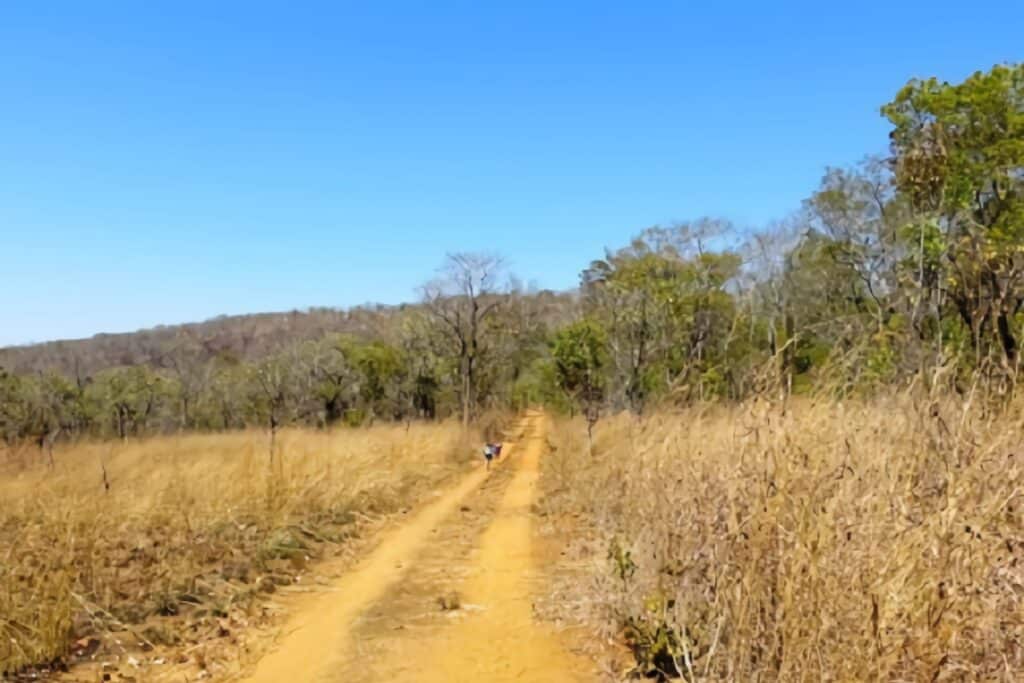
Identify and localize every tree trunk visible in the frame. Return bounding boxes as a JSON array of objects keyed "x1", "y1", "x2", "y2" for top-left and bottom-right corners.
[
  {"x1": 268, "y1": 413, "x2": 278, "y2": 465},
  {"x1": 782, "y1": 311, "x2": 795, "y2": 399},
  {"x1": 996, "y1": 310, "x2": 1018, "y2": 365},
  {"x1": 461, "y1": 357, "x2": 472, "y2": 427}
]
